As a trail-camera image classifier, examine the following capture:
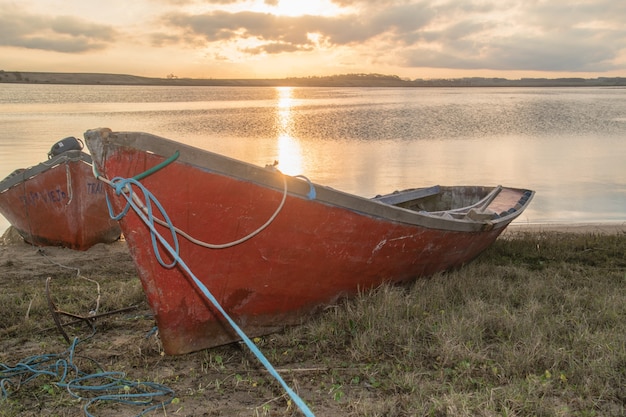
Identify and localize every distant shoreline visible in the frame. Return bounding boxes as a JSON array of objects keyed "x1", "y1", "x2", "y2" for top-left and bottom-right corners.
[
  {"x1": 1, "y1": 70, "x2": 625, "y2": 88},
  {"x1": 505, "y1": 222, "x2": 626, "y2": 235}
]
